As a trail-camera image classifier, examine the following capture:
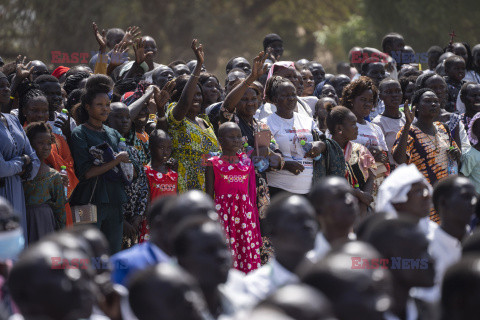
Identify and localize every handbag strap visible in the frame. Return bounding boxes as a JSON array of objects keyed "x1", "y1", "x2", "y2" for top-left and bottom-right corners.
[{"x1": 88, "y1": 177, "x2": 99, "y2": 203}]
